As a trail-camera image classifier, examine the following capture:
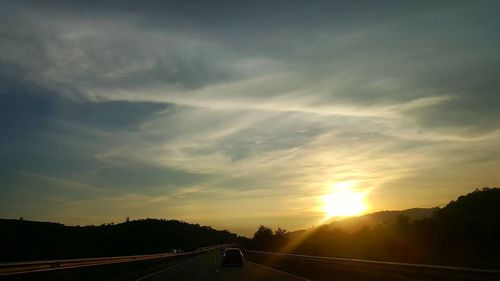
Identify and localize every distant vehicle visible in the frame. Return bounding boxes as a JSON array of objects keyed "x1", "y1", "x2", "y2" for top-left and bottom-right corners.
[
  {"x1": 222, "y1": 248, "x2": 244, "y2": 267},
  {"x1": 169, "y1": 249, "x2": 177, "y2": 254}
]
